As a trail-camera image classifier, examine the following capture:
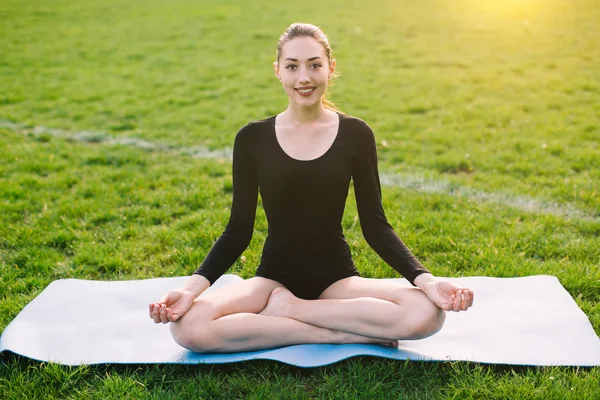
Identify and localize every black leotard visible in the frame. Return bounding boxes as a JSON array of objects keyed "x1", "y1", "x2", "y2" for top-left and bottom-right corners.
[{"x1": 193, "y1": 112, "x2": 430, "y2": 293}]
